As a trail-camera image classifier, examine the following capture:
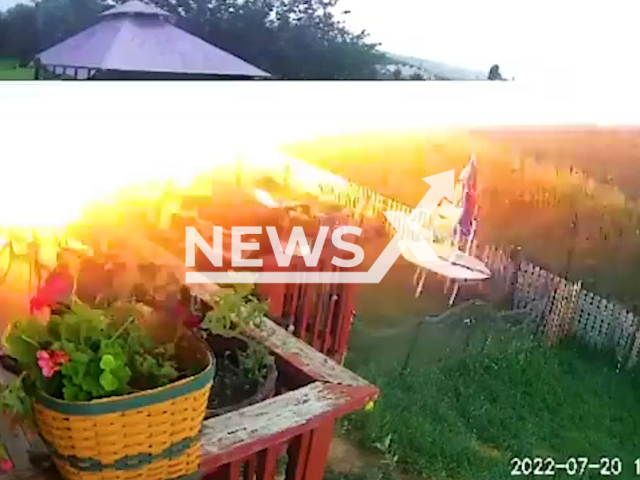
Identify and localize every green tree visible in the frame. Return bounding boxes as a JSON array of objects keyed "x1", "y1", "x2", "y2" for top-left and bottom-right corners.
[
  {"x1": 1, "y1": 4, "x2": 40, "y2": 65},
  {"x1": 0, "y1": 14, "x2": 5, "y2": 54},
  {"x1": 1, "y1": 0, "x2": 384, "y2": 79},
  {"x1": 488, "y1": 64, "x2": 503, "y2": 80},
  {"x1": 126, "y1": 0, "x2": 384, "y2": 79},
  {"x1": 35, "y1": 0, "x2": 104, "y2": 50}
]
